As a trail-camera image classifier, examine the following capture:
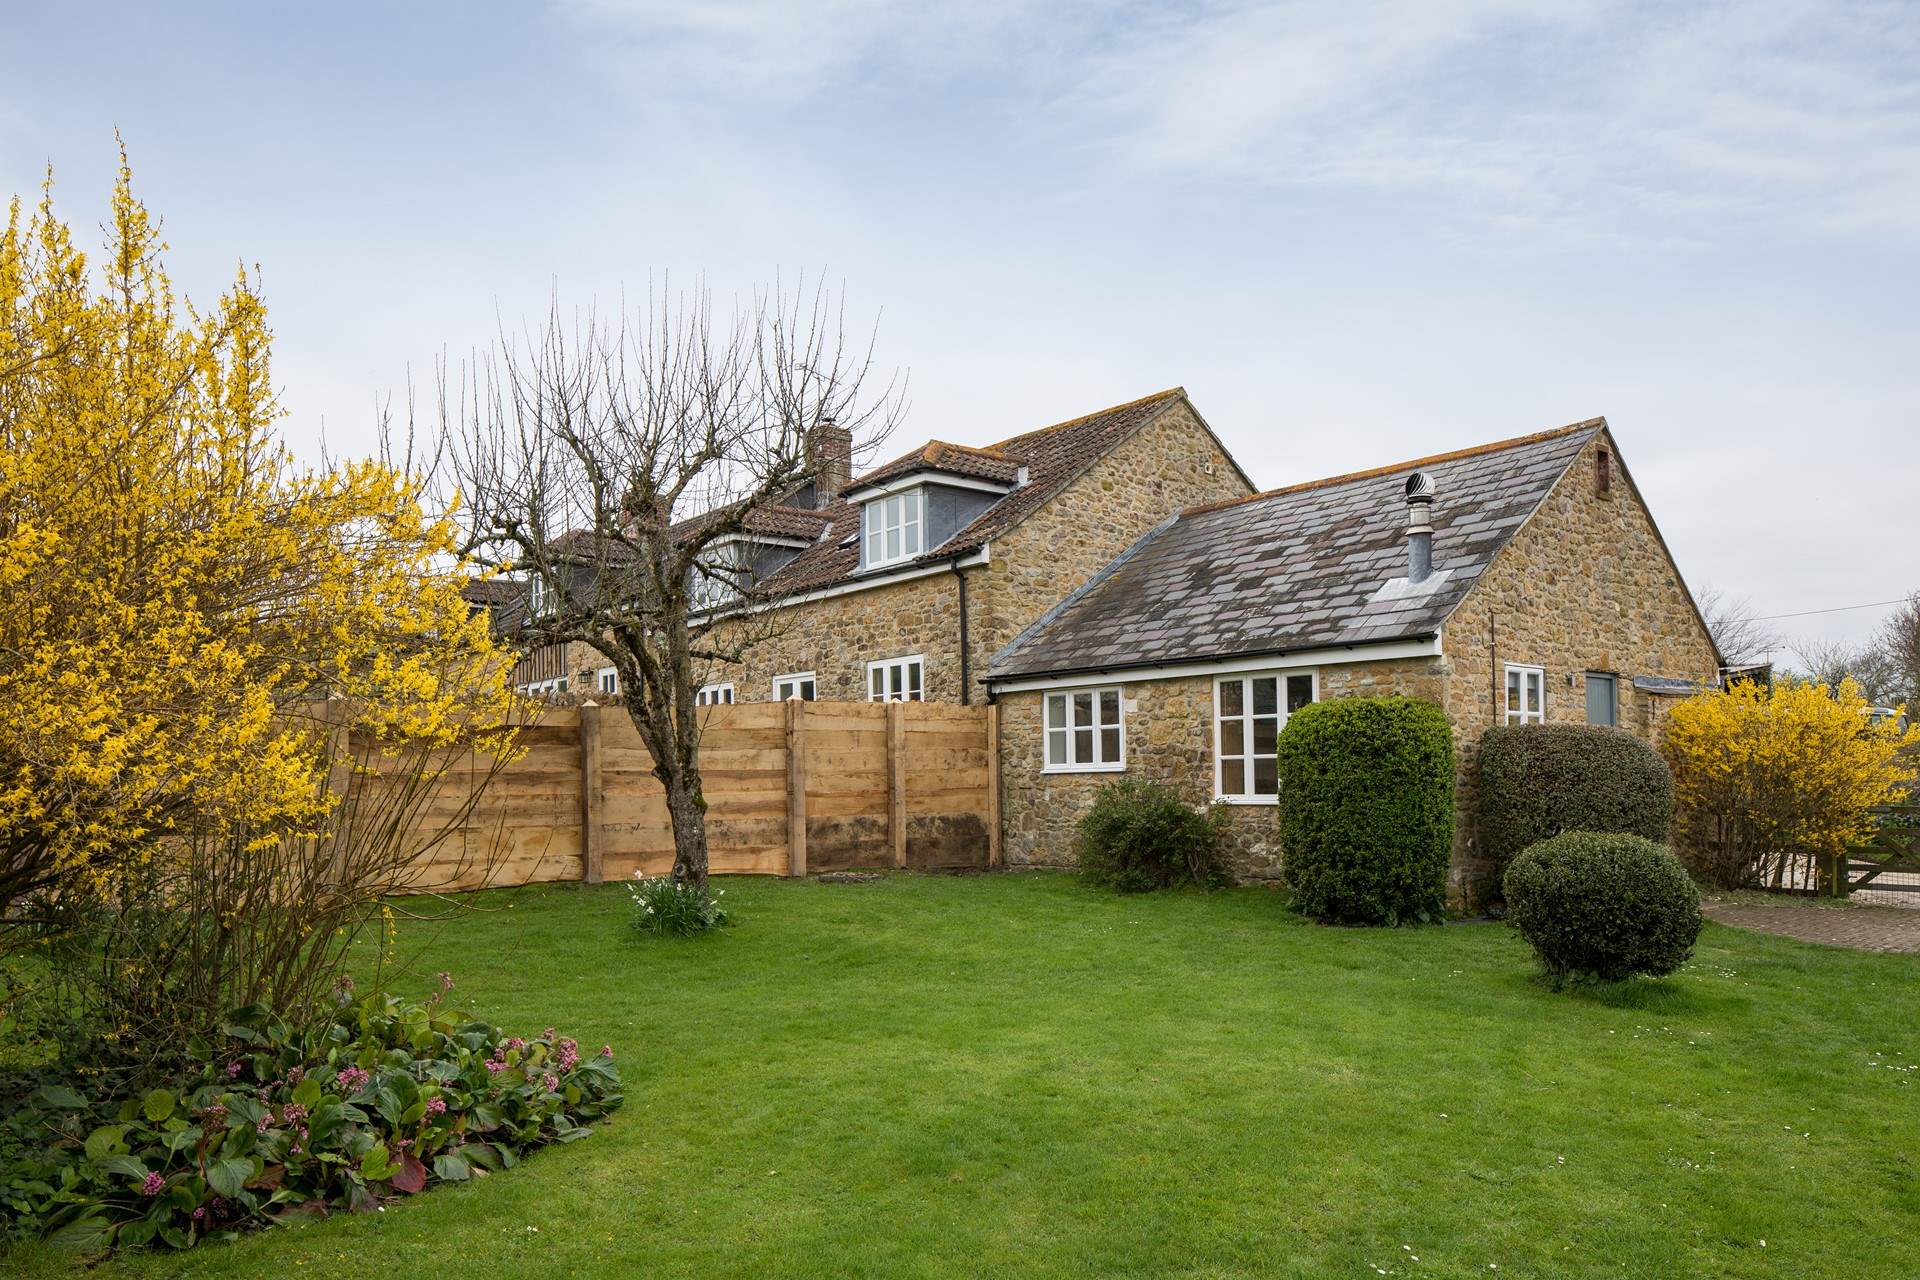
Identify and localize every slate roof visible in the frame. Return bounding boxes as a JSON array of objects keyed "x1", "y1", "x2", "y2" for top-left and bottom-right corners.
[
  {"x1": 740, "y1": 387, "x2": 1209, "y2": 599},
  {"x1": 986, "y1": 419, "x2": 1607, "y2": 681}
]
